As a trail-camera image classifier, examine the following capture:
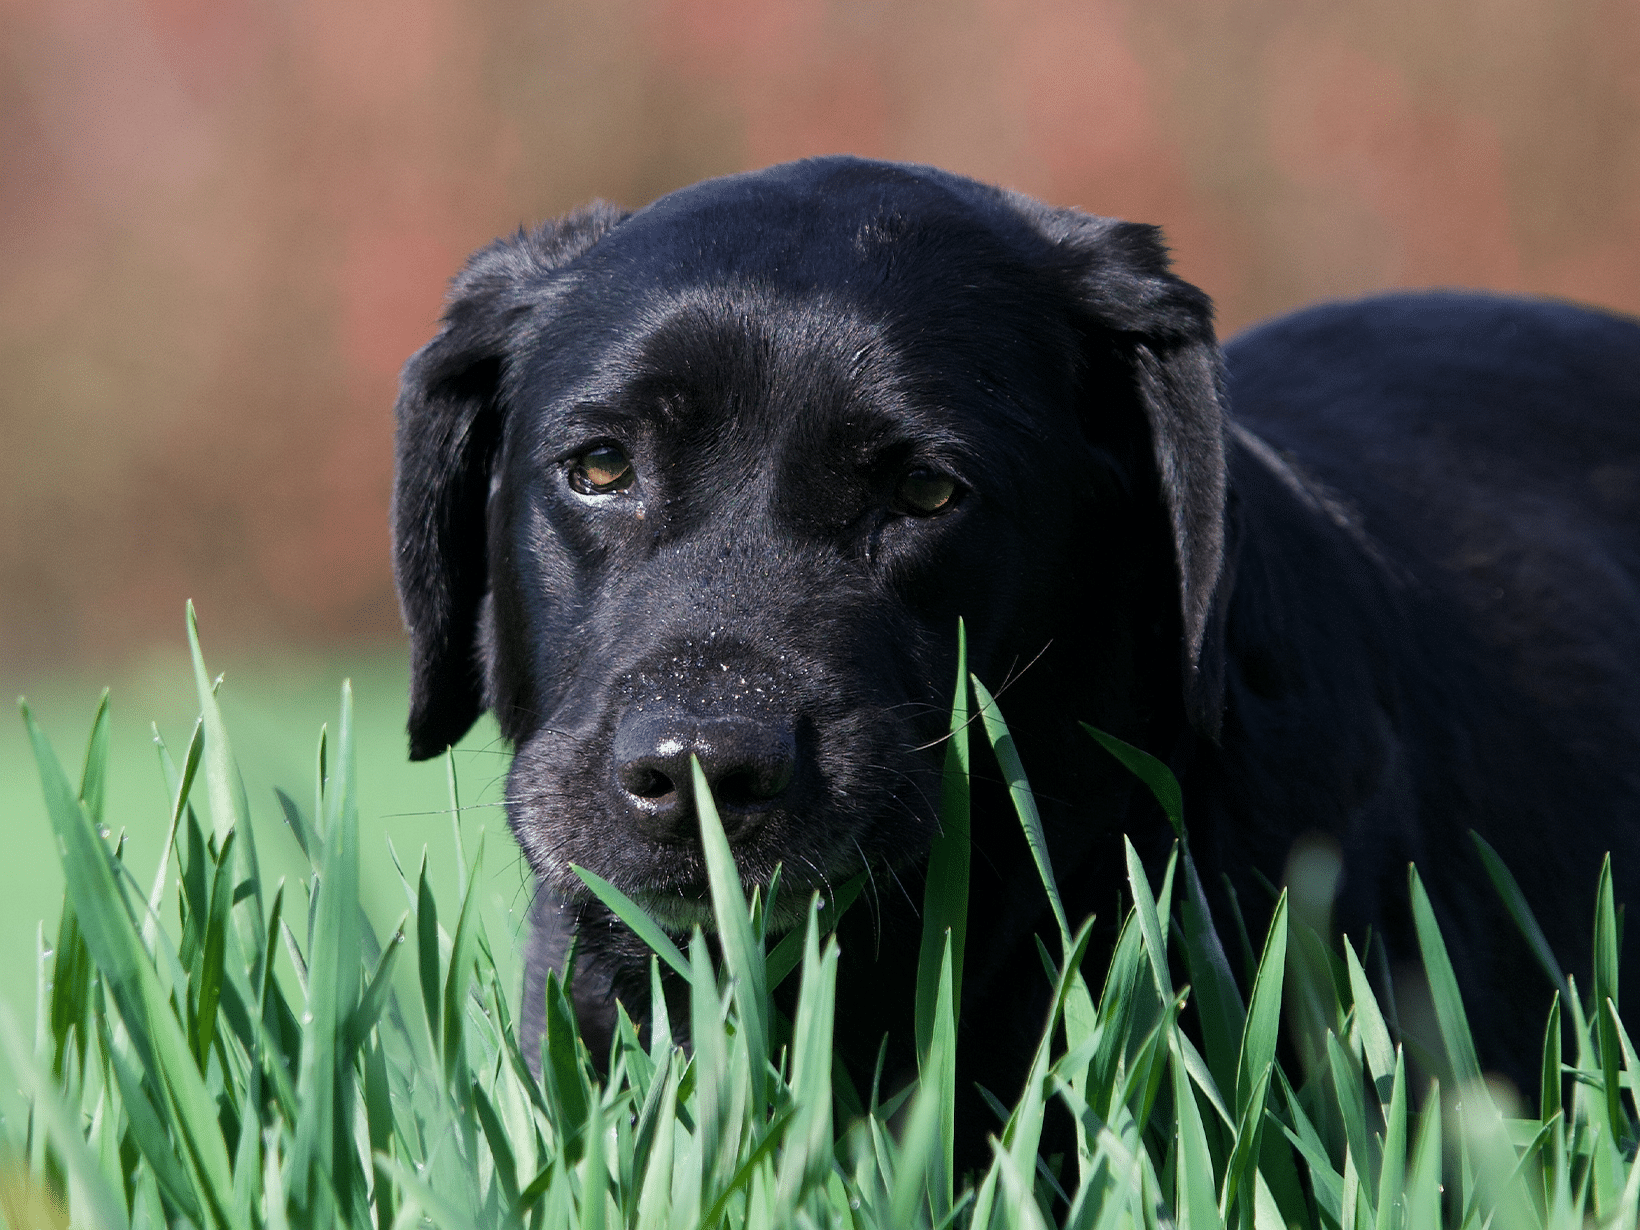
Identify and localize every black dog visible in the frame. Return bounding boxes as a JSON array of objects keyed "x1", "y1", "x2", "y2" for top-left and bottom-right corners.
[{"x1": 391, "y1": 157, "x2": 1640, "y2": 1125}]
